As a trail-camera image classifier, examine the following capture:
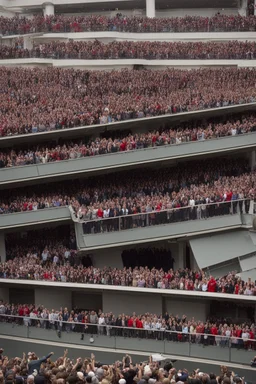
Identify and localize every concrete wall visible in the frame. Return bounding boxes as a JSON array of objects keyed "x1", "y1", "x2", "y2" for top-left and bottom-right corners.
[
  {"x1": 30, "y1": 31, "x2": 256, "y2": 43},
  {"x1": 35, "y1": 287, "x2": 72, "y2": 309},
  {"x1": 0, "y1": 233, "x2": 6, "y2": 263},
  {"x1": 81, "y1": 214, "x2": 243, "y2": 249},
  {"x1": 0, "y1": 207, "x2": 71, "y2": 230},
  {"x1": 0, "y1": 287, "x2": 9, "y2": 302},
  {"x1": 72, "y1": 291, "x2": 102, "y2": 311},
  {"x1": 103, "y1": 291, "x2": 162, "y2": 315},
  {"x1": 2, "y1": 132, "x2": 256, "y2": 187},
  {"x1": 164, "y1": 297, "x2": 210, "y2": 321},
  {"x1": 4, "y1": 58, "x2": 256, "y2": 69},
  {"x1": 92, "y1": 249, "x2": 123, "y2": 269}
]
